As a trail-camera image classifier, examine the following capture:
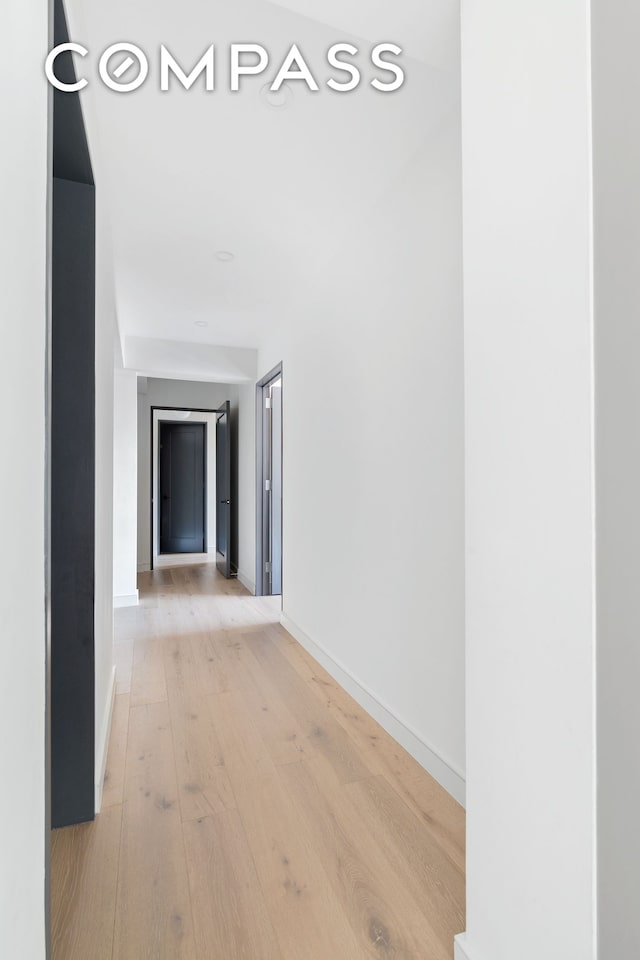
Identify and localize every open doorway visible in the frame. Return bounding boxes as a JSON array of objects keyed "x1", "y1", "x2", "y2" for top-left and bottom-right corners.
[
  {"x1": 159, "y1": 421, "x2": 206, "y2": 554},
  {"x1": 150, "y1": 403, "x2": 237, "y2": 578},
  {"x1": 256, "y1": 365, "x2": 283, "y2": 597},
  {"x1": 151, "y1": 407, "x2": 216, "y2": 568}
]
